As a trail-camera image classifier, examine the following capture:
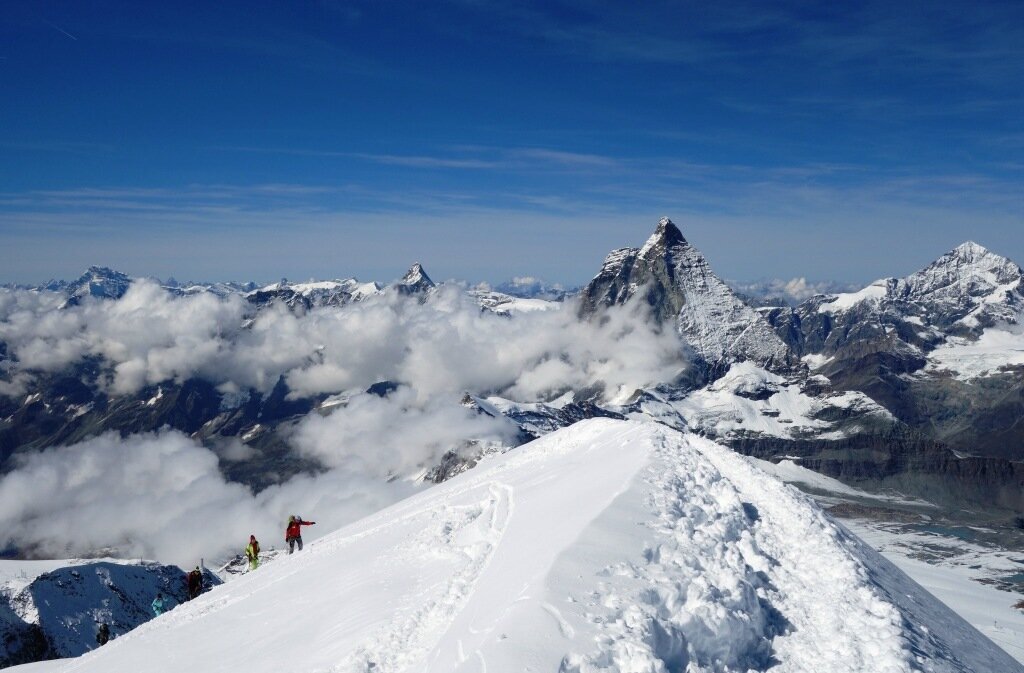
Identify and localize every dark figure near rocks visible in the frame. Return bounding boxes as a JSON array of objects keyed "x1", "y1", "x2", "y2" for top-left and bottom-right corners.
[
  {"x1": 186, "y1": 566, "x2": 204, "y2": 599},
  {"x1": 96, "y1": 622, "x2": 110, "y2": 646}
]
